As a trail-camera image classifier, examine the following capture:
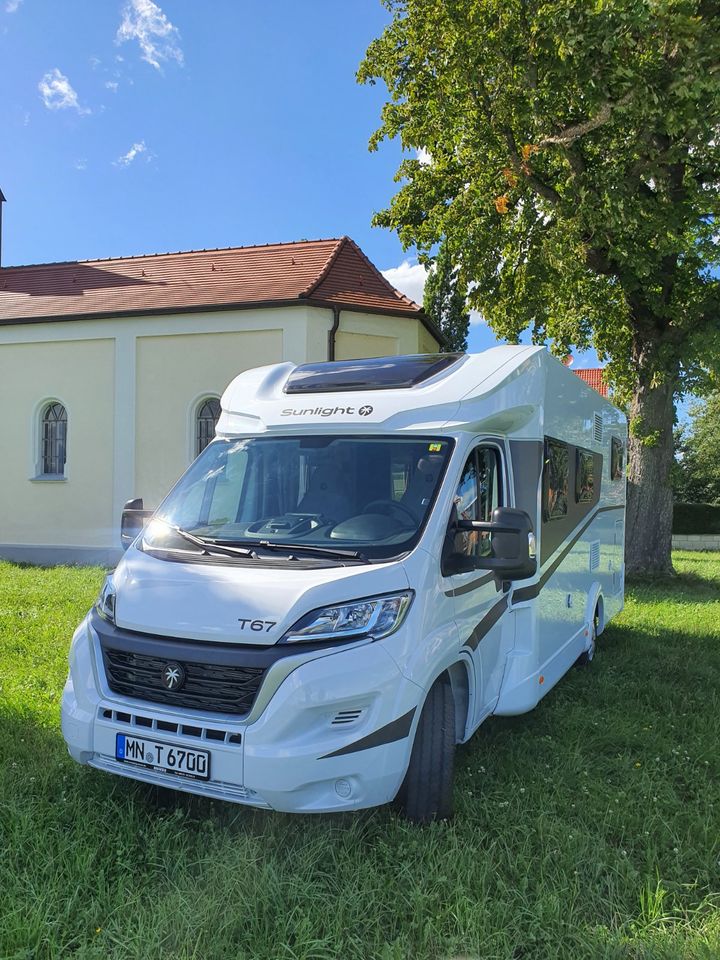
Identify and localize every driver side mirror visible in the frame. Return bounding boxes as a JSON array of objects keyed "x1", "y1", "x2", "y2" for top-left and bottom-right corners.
[
  {"x1": 447, "y1": 506, "x2": 536, "y2": 580},
  {"x1": 120, "y1": 498, "x2": 153, "y2": 551}
]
